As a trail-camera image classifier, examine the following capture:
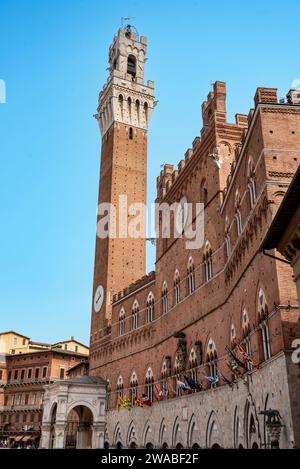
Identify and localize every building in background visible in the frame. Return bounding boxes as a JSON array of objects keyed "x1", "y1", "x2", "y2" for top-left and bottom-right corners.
[
  {"x1": 262, "y1": 165, "x2": 300, "y2": 303},
  {"x1": 67, "y1": 360, "x2": 89, "y2": 380},
  {"x1": 0, "y1": 332, "x2": 31, "y2": 355},
  {"x1": 0, "y1": 333, "x2": 88, "y2": 448},
  {"x1": 0, "y1": 331, "x2": 89, "y2": 356}
]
